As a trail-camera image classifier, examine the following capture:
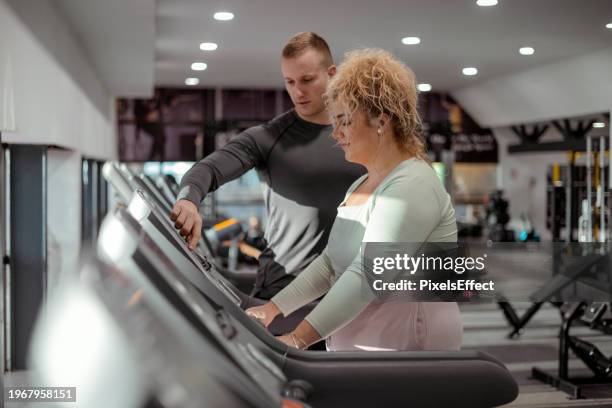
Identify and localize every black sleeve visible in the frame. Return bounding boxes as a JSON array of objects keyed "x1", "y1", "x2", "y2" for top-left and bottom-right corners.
[{"x1": 177, "y1": 129, "x2": 266, "y2": 205}]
